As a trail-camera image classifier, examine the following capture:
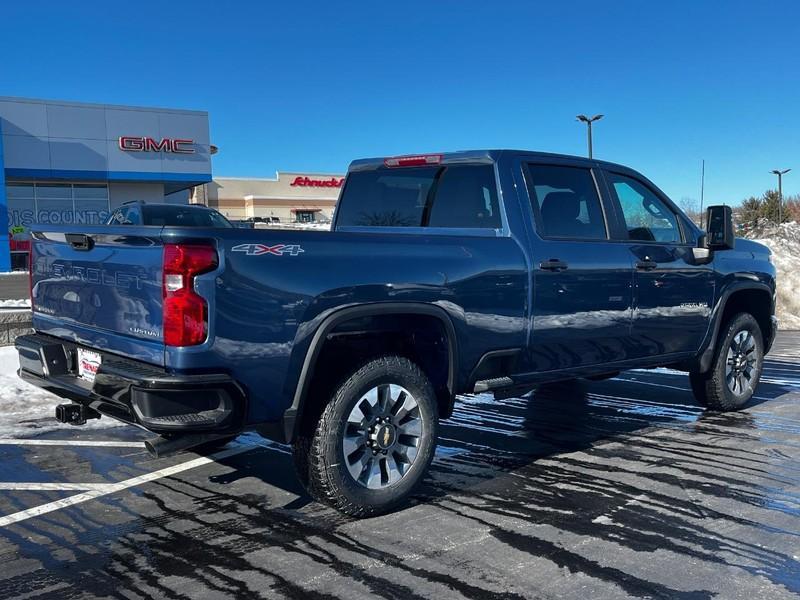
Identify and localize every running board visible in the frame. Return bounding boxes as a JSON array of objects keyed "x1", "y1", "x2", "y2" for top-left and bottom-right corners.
[{"x1": 473, "y1": 377, "x2": 514, "y2": 393}]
